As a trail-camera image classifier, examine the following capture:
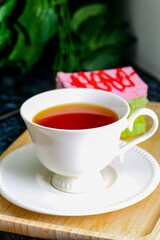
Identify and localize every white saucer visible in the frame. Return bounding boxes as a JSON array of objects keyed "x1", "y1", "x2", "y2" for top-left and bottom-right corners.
[{"x1": 0, "y1": 143, "x2": 159, "y2": 216}]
